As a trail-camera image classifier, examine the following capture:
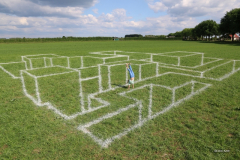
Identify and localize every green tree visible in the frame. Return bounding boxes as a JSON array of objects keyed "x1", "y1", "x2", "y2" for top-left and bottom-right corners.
[
  {"x1": 219, "y1": 8, "x2": 240, "y2": 41},
  {"x1": 204, "y1": 20, "x2": 219, "y2": 40},
  {"x1": 191, "y1": 28, "x2": 198, "y2": 40},
  {"x1": 194, "y1": 20, "x2": 219, "y2": 41},
  {"x1": 157, "y1": 35, "x2": 167, "y2": 38},
  {"x1": 167, "y1": 33, "x2": 174, "y2": 37},
  {"x1": 194, "y1": 23, "x2": 204, "y2": 40},
  {"x1": 182, "y1": 28, "x2": 193, "y2": 40},
  {"x1": 174, "y1": 31, "x2": 182, "y2": 37}
]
